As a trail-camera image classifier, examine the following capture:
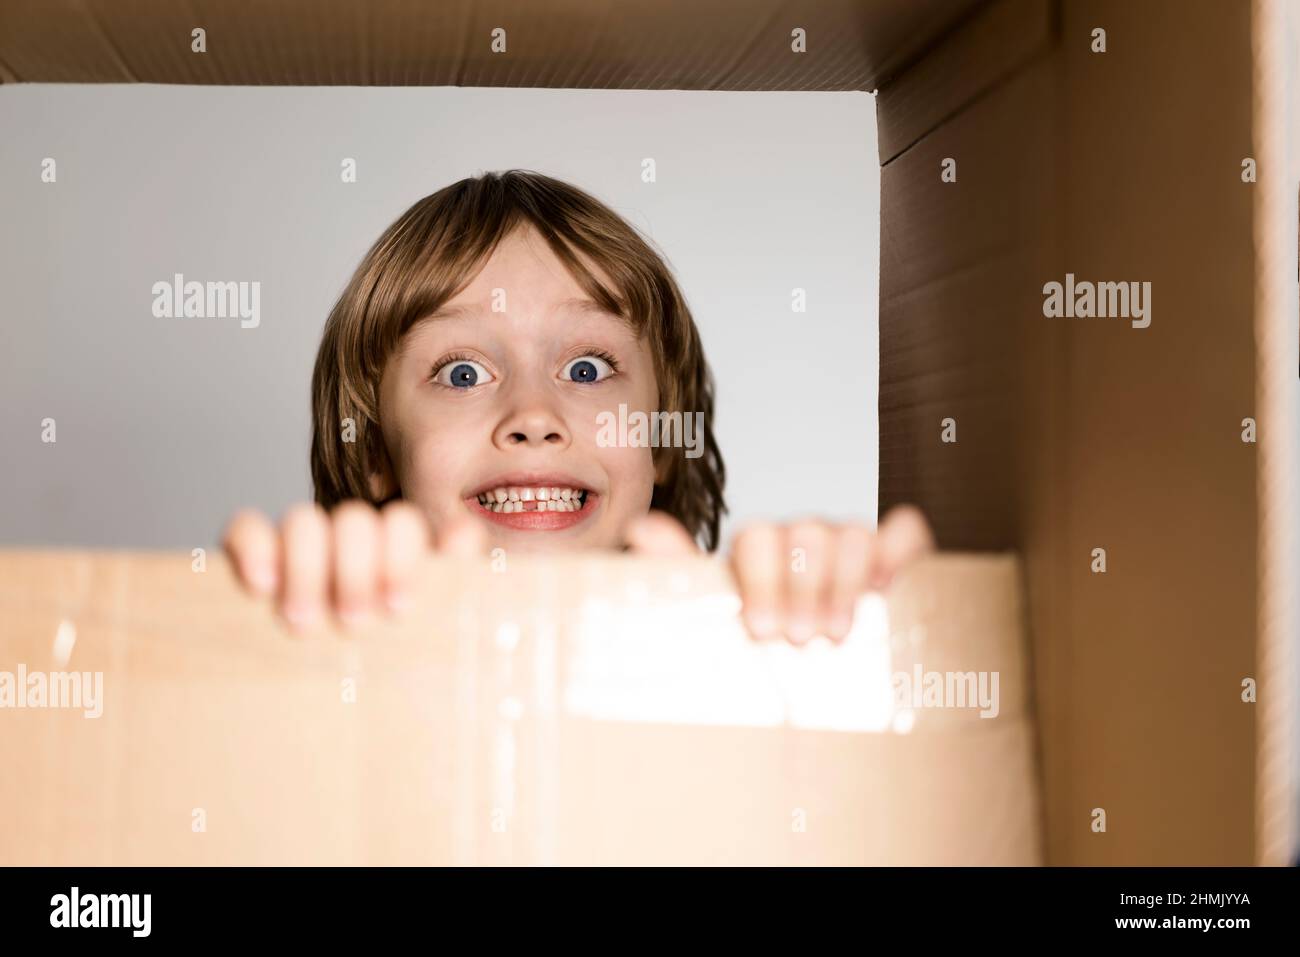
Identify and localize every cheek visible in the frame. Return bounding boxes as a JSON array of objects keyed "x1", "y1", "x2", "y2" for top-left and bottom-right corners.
[
  {"x1": 593, "y1": 365, "x2": 661, "y2": 512},
  {"x1": 386, "y1": 409, "x2": 473, "y2": 513},
  {"x1": 591, "y1": 439, "x2": 656, "y2": 512}
]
